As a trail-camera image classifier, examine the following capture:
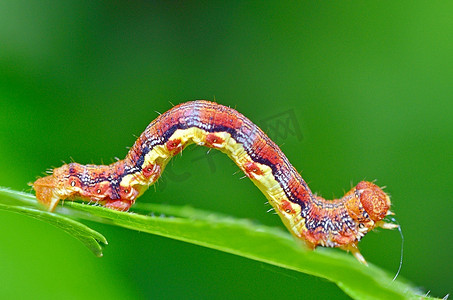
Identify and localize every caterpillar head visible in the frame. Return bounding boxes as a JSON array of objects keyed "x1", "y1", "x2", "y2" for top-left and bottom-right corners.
[{"x1": 355, "y1": 181, "x2": 391, "y2": 222}]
